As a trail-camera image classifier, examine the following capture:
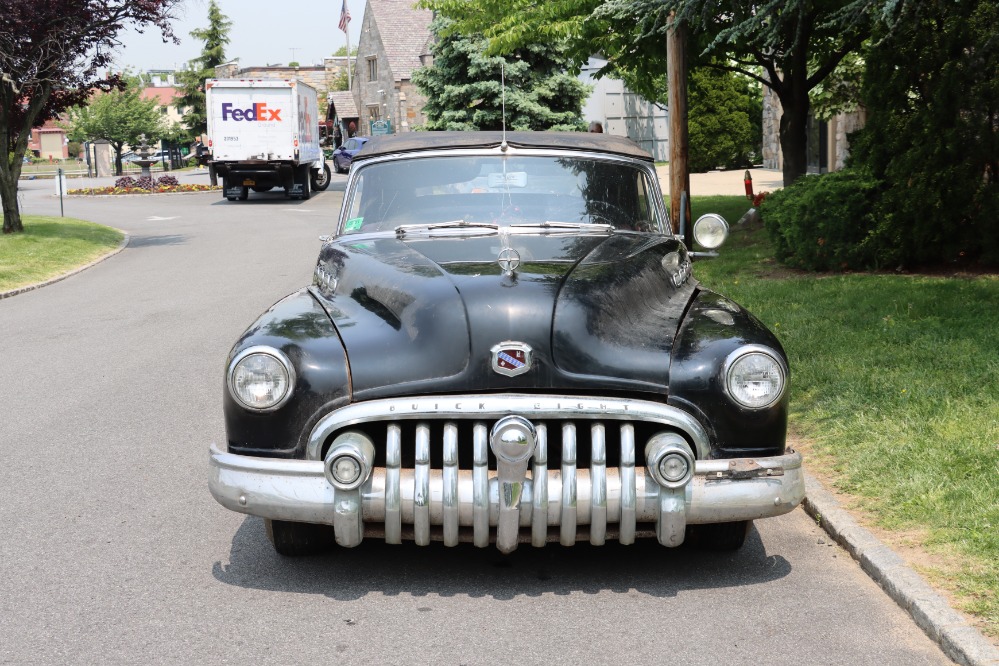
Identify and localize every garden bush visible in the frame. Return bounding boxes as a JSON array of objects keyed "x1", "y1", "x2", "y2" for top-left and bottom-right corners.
[
  {"x1": 157, "y1": 175, "x2": 179, "y2": 187},
  {"x1": 134, "y1": 176, "x2": 155, "y2": 190},
  {"x1": 761, "y1": 168, "x2": 883, "y2": 271},
  {"x1": 115, "y1": 176, "x2": 136, "y2": 189}
]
